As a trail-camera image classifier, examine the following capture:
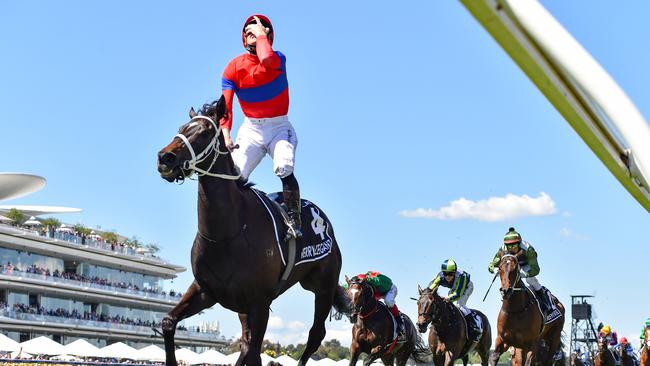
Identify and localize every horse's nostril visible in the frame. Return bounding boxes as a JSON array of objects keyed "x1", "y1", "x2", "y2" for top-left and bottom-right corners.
[{"x1": 159, "y1": 151, "x2": 177, "y2": 165}]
